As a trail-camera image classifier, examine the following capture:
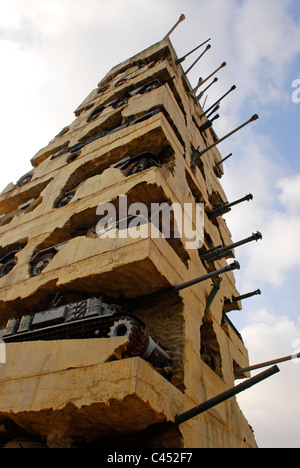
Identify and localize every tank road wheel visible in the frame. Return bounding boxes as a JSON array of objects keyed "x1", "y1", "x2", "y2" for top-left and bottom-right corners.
[
  {"x1": 31, "y1": 252, "x2": 56, "y2": 277},
  {"x1": 108, "y1": 316, "x2": 148, "y2": 358},
  {"x1": 55, "y1": 191, "x2": 75, "y2": 208},
  {"x1": 108, "y1": 318, "x2": 134, "y2": 338},
  {"x1": 0, "y1": 257, "x2": 17, "y2": 278},
  {"x1": 128, "y1": 158, "x2": 154, "y2": 175}
]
